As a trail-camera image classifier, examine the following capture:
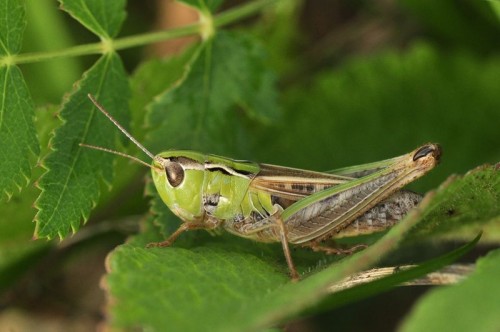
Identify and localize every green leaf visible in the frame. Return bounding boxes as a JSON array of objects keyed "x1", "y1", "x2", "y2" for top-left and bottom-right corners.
[
  {"x1": 0, "y1": 66, "x2": 39, "y2": 200},
  {"x1": 147, "y1": 31, "x2": 280, "y2": 156},
  {"x1": 0, "y1": 0, "x2": 25, "y2": 56},
  {"x1": 400, "y1": 249, "x2": 500, "y2": 332},
  {"x1": 35, "y1": 52, "x2": 129, "y2": 239},
  {"x1": 58, "y1": 0, "x2": 126, "y2": 38},
  {"x1": 0, "y1": 0, "x2": 39, "y2": 199},
  {"x1": 130, "y1": 45, "x2": 201, "y2": 142},
  {"x1": 410, "y1": 164, "x2": 500, "y2": 241}
]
